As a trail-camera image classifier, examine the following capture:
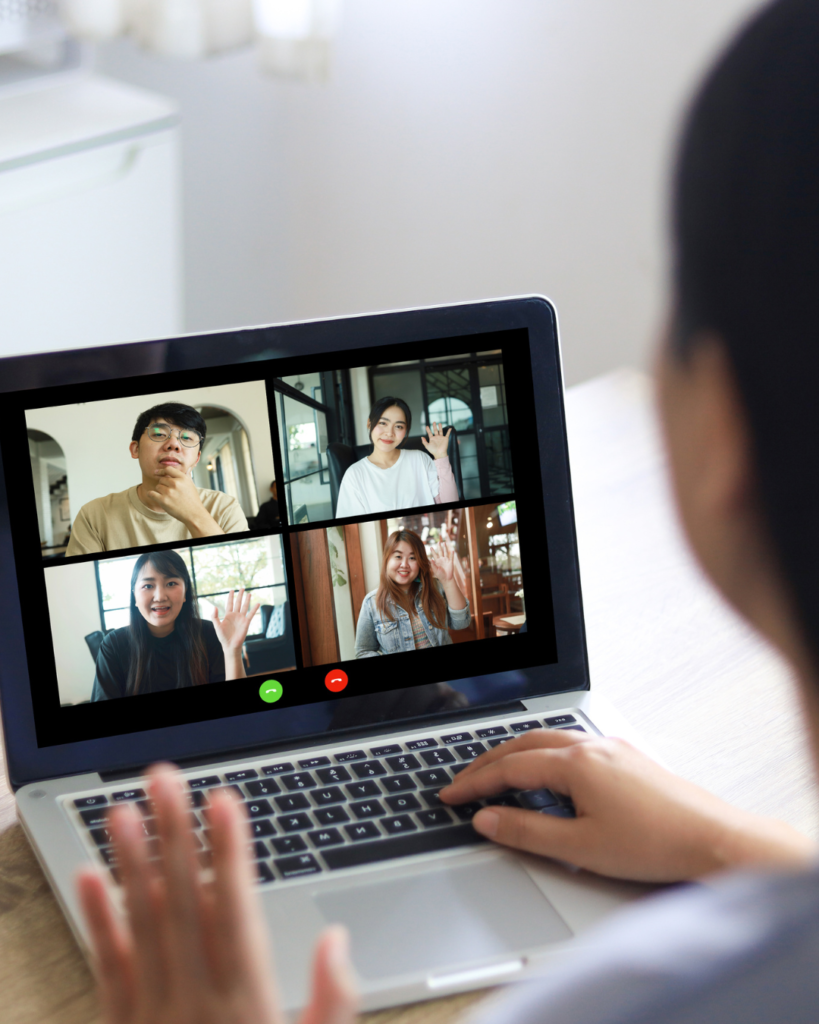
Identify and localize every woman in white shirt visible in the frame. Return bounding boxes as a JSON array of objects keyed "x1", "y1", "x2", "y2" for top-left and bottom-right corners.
[{"x1": 334, "y1": 396, "x2": 460, "y2": 518}]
